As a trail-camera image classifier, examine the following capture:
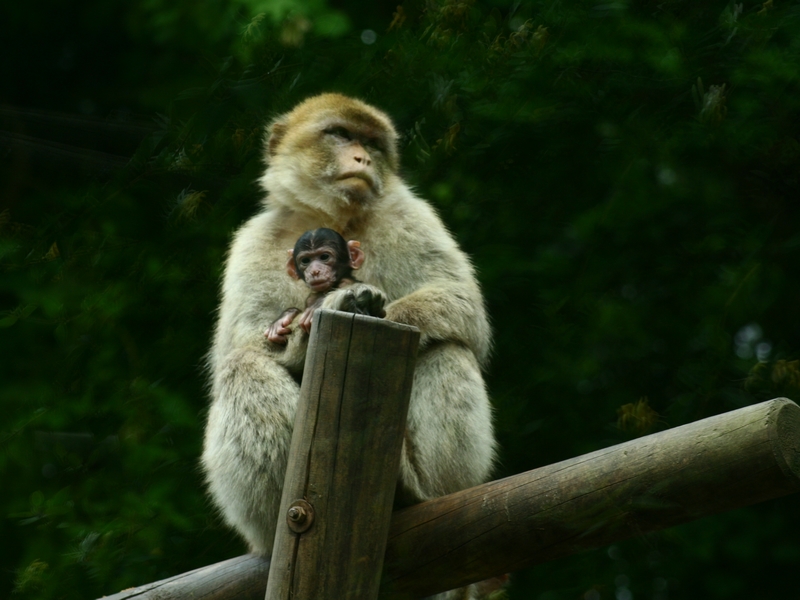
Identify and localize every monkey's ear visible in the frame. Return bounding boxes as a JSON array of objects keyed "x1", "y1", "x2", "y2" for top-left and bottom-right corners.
[
  {"x1": 286, "y1": 250, "x2": 300, "y2": 279},
  {"x1": 267, "y1": 120, "x2": 288, "y2": 157},
  {"x1": 347, "y1": 240, "x2": 365, "y2": 270}
]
